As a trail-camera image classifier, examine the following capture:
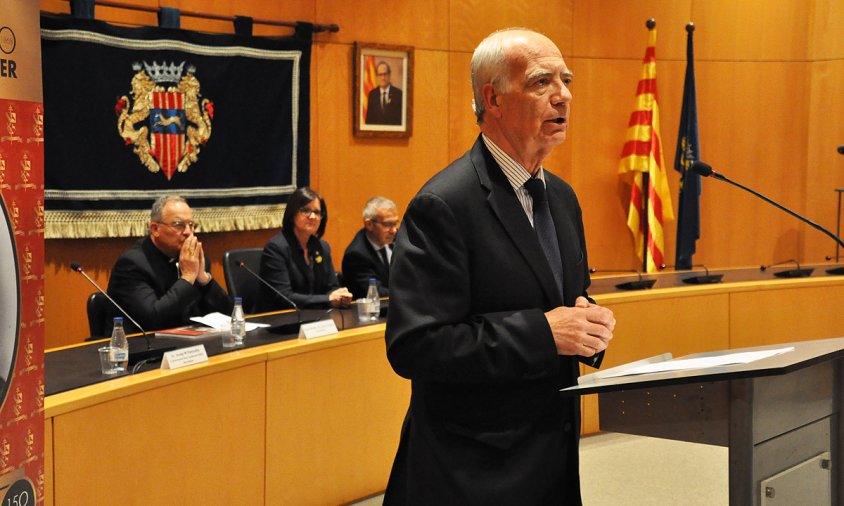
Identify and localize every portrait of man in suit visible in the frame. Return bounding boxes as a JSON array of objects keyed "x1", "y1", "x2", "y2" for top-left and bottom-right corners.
[
  {"x1": 365, "y1": 60, "x2": 403, "y2": 126},
  {"x1": 383, "y1": 28, "x2": 616, "y2": 505}
]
